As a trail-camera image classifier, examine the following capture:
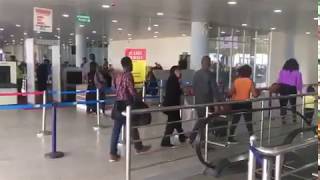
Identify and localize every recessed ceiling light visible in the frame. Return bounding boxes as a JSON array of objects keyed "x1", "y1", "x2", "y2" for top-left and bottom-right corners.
[
  {"x1": 241, "y1": 24, "x2": 248, "y2": 27},
  {"x1": 112, "y1": 20, "x2": 118, "y2": 23},
  {"x1": 128, "y1": 33, "x2": 132, "y2": 36},
  {"x1": 23, "y1": 32, "x2": 28, "y2": 35},
  {"x1": 92, "y1": 30, "x2": 97, "y2": 34},
  {"x1": 227, "y1": 1, "x2": 237, "y2": 5},
  {"x1": 39, "y1": 36, "x2": 43, "y2": 39},
  {"x1": 305, "y1": 32, "x2": 311, "y2": 35},
  {"x1": 156, "y1": 12, "x2": 164, "y2": 16},
  {"x1": 0, "y1": 28, "x2": 4, "y2": 31},
  {"x1": 270, "y1": 27, "x2": 276, "y2": 30},
  {"x1": 86, "y1": 37, "x2": 89, "y2": 40},
  {"x1": 62, "y1": 14, "x2": 70, "y2": 18},
  {"x1": 56, "y1": 28, "x2": 61, "y2": 31},
  {"x1": 102, "y1": 4, "x2": 111, "y2": 8},
  {"x1": 16, "y1": 24, "x2": 21, "y2": 27},
  {"x1": 10, "y1": 34, "x2": 14, "y2": 37},
  {"x1": 20, "y1": 38, "x2": 24, "y2": 41},
  {"x1": 57, "y1": 36, "x2": 61, "y2": 39},
  {"x1": 273, "y1": 9, "x2": 282, "y2": 13},
  {"x1": 117, "y1": 28, "x2": 123, "y2": 31},
  {"x1": 103, "y1": 35, "x2": 107, "y2": 38},
  {"x1": 221, "y1": 31, "x2": 226, "y2": 34},
  {"x1": 153, "y1": 24, "x2": 159, "y2": 27},
  {"x1": 128, "y1": 37, "x2": 132, "y2": 40},
  {"x1": 153, "y1": 35, "x2": 158, "y2": 38},
  {"x1": 79, "y1": 24, "x2": 85, "y2": 28},
  {"x1": 70, "y1": 33, "x2": 74, "y2": 36},
  {"x1": 154, "y1": 31, "x2": 159, "y2": 34}
]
